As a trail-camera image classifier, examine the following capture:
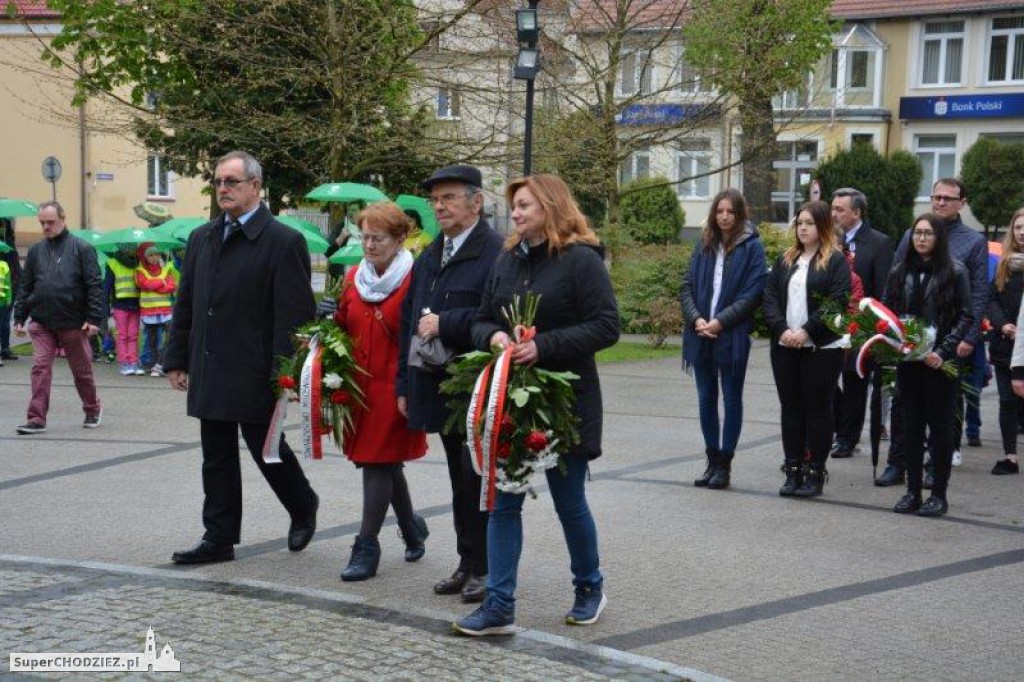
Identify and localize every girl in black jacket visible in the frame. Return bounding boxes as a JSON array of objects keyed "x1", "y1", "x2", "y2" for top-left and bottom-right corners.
[
  {"x1": 884, "y1": 213, "x2": 973, "y2": 517},
  {"x1": 453, "y1": 174, "x2": 620, "y2": 636},
  {"x1": 763, "y1": 201, "x2": 851, "y2": 498},
  {"x1": 985, "y1": 207, "x2": 1024, "y2": 475}
]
